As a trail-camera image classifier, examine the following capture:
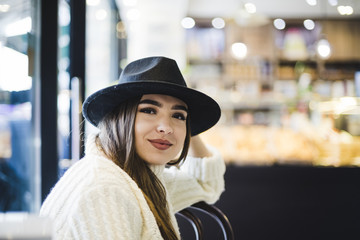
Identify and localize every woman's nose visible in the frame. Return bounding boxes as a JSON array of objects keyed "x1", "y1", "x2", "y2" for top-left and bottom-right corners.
[{"x1": 156, "y1": 118, "x2": 173, "y2": 134}]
